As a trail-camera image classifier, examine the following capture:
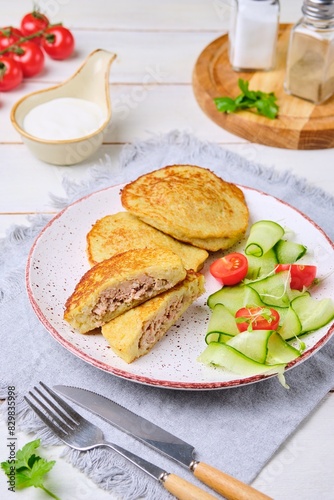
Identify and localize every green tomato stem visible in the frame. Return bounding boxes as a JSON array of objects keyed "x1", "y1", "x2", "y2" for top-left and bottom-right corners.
[{"x1": 0, "y1": 23, "x2": 62, "y2": 55}]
